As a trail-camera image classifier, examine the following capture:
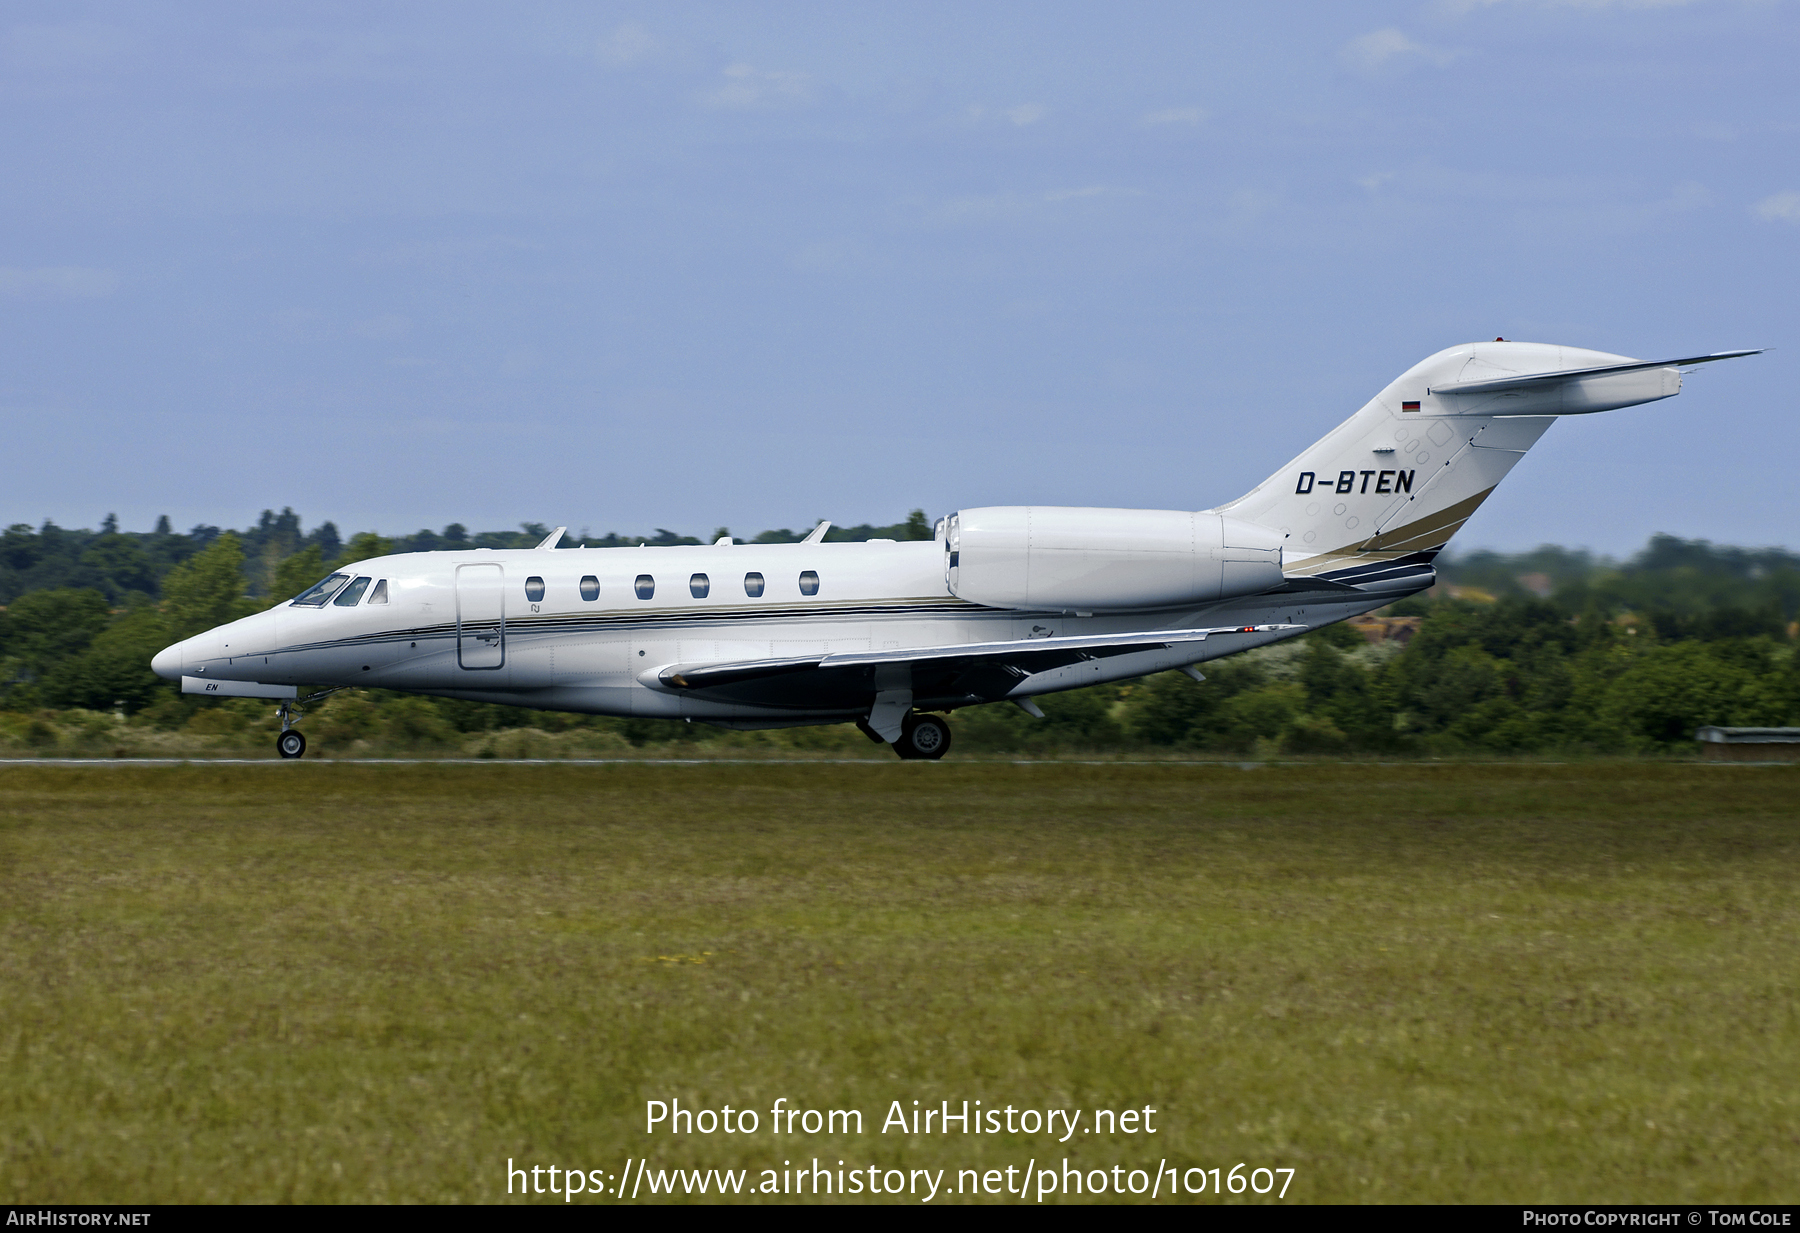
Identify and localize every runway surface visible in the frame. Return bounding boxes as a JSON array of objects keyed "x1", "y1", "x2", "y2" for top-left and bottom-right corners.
[{"x1": 1, "y1": 756, "x2": 1783, "y2": 767}]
